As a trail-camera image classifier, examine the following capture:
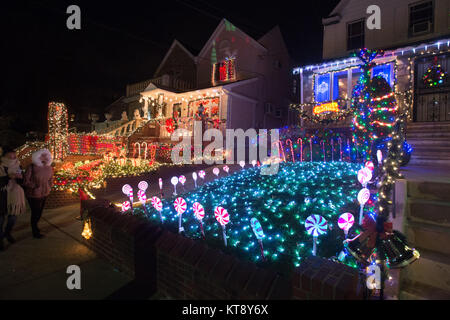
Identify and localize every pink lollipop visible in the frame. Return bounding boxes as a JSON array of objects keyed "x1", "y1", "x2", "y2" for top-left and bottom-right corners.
[
  {"x1": 214, "y1": 206, "x2": 229, "y2": 246},
  {"x1": 198, "y1": 170, "x2": 205, "y2": 179},
  {"x1": 151, "y1": 196, "x2": 163, "y2": 222},
  {"x1": 365, "y1": 161, "x2": 374, "y2": 172},
  {"x1": 174, "y1": 197, "x2": 187, "y2": 234},
  {"x1": 193, "y1": 202, "x2": 205, "y2": 239},
  {"x1": 122, "y1": 184, "x2": 132, "y2": 195},
  {"x1": 239, "y1": 161, "x2": 245, "y2": 169},
  {"x1": 358, "y1": 188, "x2": 370, "y2": 225},
  {"x1": 179, "y1": 175, "x2": 186, "y2": 185},
  {"x1": 213, "y1": 167, "x2": 220, "y2": 176},
  {"x1": 338, "y1": 212, "x2": 354, "y2": 237},
  {"x1": 357, "y1": 167, "x2": 372, "y2": 186},
  {"x1": 223, "y1": 165, "x2": 230, "y2": 174},
  {"x1": 304, "y1": 214, "x2": 327, "y2": 256},
  {"x1": 138, "y1": 181, "x2": 148, "y2": 191}
]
